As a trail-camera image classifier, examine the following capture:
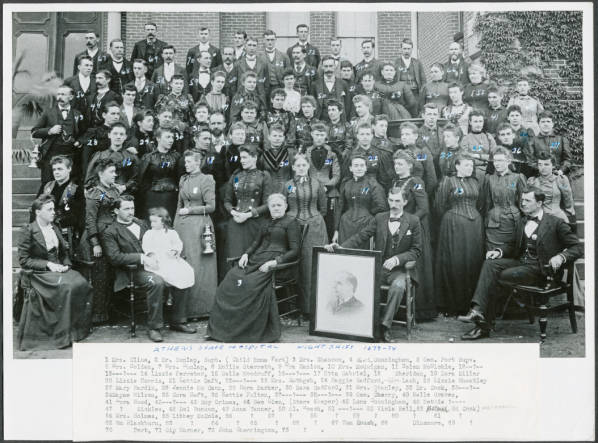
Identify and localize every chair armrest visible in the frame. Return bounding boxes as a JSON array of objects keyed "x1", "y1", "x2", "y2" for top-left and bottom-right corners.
[
  {"x1": 404, "y1": 261, "x2": 416, "y2": 270},
  {"x1": 126, "y1": 264, "x2": 139, "y2": 271},
  {"x1": 20, "y1": 268, "x2": 34, "y2": 276},
  {"x1": 226, "y1": 256, "x2": 242, "y2": 263},
  {"x1": 271, "y1": 260, "x2": 299, "y2": 271}
]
